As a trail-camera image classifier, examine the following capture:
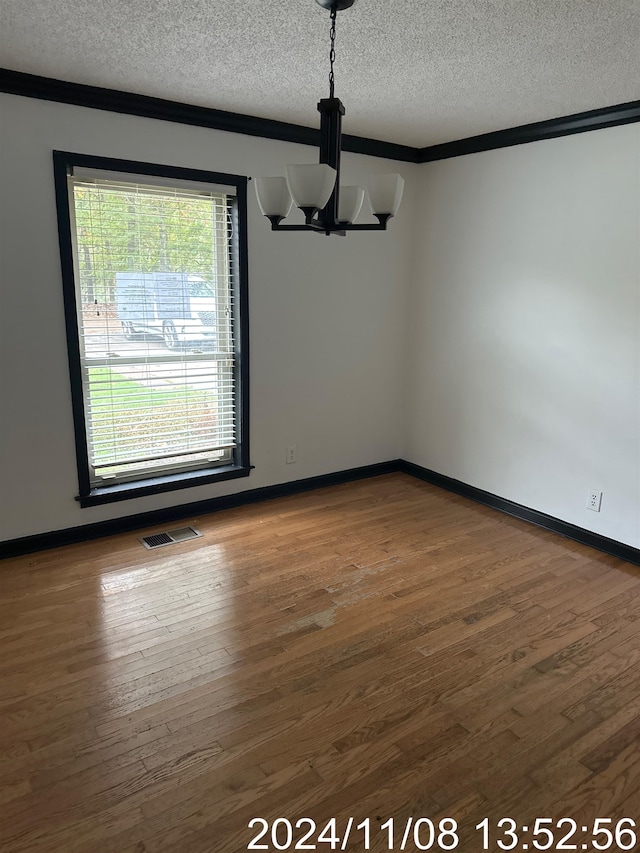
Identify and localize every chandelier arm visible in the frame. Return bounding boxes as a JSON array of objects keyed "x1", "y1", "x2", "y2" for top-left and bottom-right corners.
[
  {"x1": 269, "y1": 219, "x2": 390, "y2": 234},
  {"x1": 269, "y1": 223, "x2": 335, "y2": 233},
  {"x1": 341, "y1": 219, "x2": 392, "y2": 230}
]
